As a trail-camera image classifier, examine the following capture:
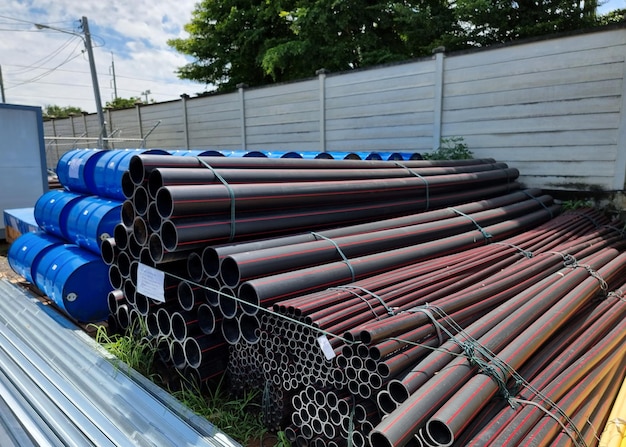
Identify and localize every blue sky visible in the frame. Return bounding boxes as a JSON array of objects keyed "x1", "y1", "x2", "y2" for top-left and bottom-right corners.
[
  {"x1": 0, "y1": 0, "x2": 201, "y2": 112},
  {"x1": 0, "y1": 0, "x2": 624, "y2": 113}
]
